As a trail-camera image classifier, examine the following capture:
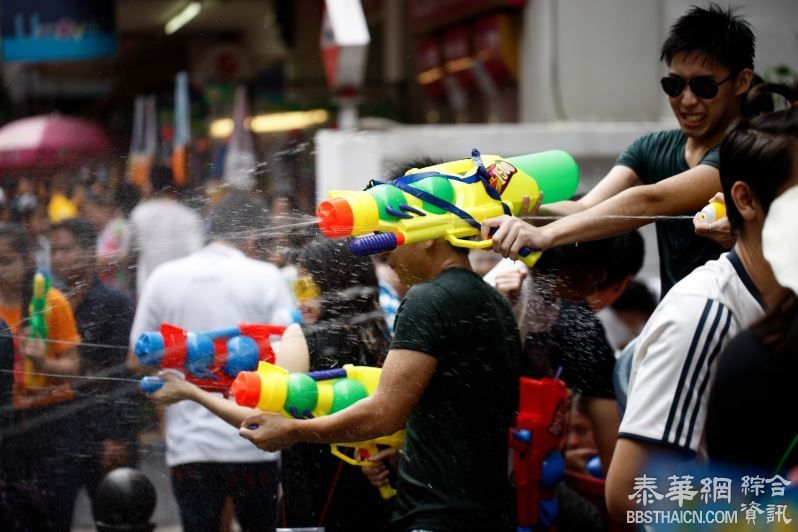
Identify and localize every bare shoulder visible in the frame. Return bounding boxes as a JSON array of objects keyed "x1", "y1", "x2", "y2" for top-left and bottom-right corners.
[{"x1": 275, "y1": 323, "x2": 310, "y2": 373}]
